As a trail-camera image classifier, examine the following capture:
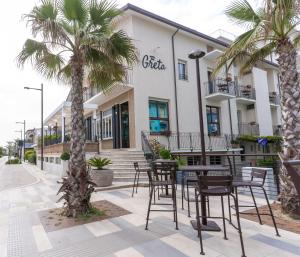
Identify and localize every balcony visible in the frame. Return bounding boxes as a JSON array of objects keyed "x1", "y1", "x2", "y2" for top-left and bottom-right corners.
[
  {"x1": 269, "y1": 92, "x2": 280, "y2": 107},
  {"x1": 204, "y1": 78, "x2": 236, "y2": 101},
  {"x1": 83, "y1": 69, "x2": 133, "y2": 102},
  {"x1": 238, "y1": 122, "x2": 260, "y2": 136},
  {"x1": 236, "y1": 84, "x2": 256, "y2": 104}
]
